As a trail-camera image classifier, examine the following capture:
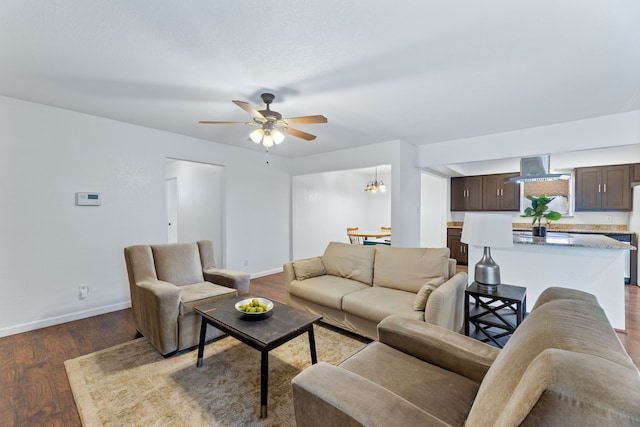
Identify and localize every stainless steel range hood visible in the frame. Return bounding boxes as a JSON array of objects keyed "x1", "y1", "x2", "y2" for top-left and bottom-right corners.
[{"x1": 505, "y1": 155, "x2": 570, "y2": 183}]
